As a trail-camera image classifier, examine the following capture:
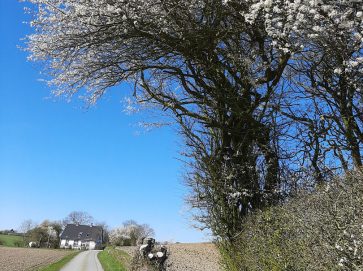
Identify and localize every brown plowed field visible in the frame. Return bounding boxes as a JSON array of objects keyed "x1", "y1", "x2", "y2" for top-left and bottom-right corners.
[
  {"x1": 0, "y1": 247, "x2": 72, "y2": 271},
  {"x1": 119, "y1": 242, "x2": 222, "y2": 271},
  {"x1": 165, "y1": 243, "x2": 221, "y2": 271}
]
